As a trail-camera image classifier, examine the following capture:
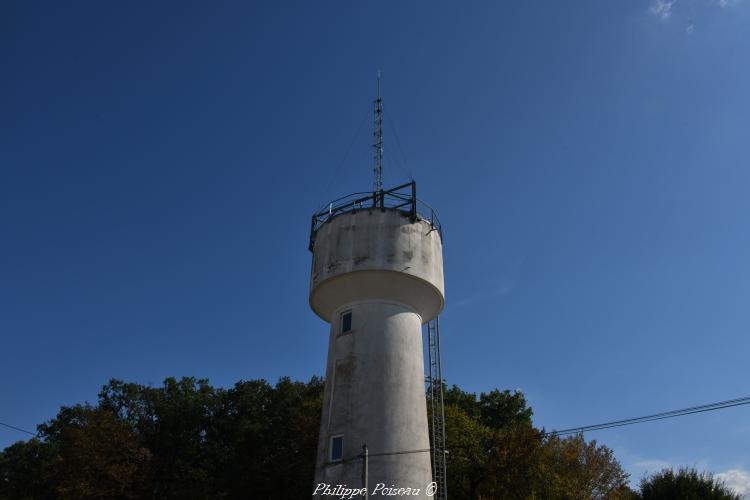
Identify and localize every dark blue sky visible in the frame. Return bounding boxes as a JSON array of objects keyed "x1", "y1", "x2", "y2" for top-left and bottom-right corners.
[{"x1": 2, "y1": 0, "x2": 749, "y2": 492}]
